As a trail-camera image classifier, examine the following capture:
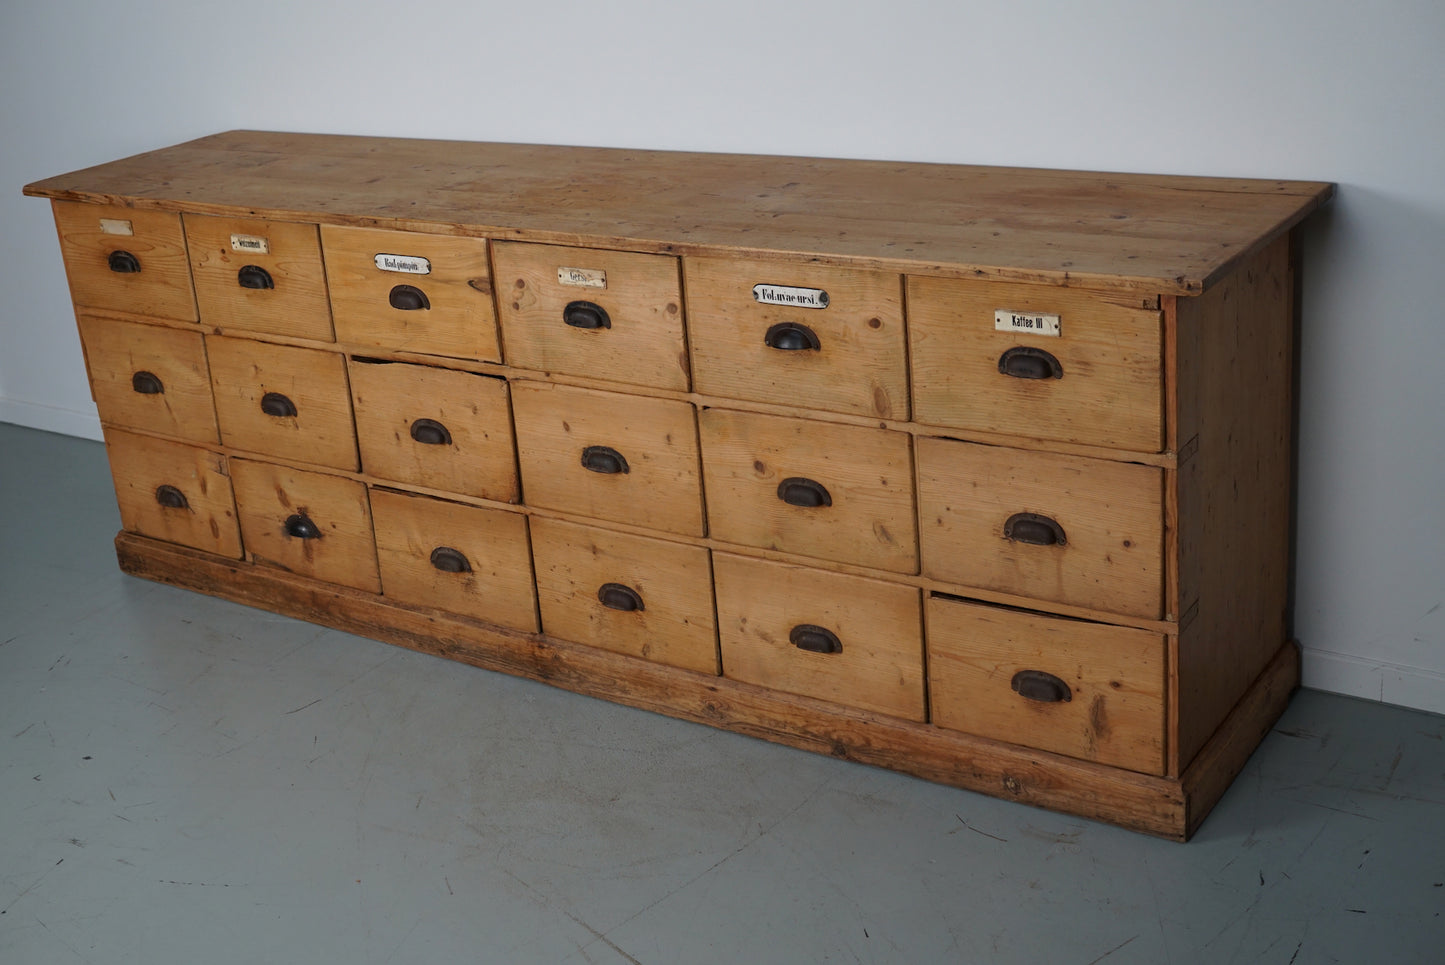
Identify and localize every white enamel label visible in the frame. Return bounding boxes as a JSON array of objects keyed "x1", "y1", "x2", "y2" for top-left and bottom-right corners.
[
  {"x1": 994, "y1": 309, "x2": 1061, "y2": 337},
  {"x1": 557, "y1": 266, "x2": 607, "y2": 289},
  {"x1": 98, "y1": 219, "x2": 134, "y2": 236},
  {"x1": 374, "y1": 253, "x2": 431, "y2": 275},
  {"x1": 230, "y1": 233, "x2": 270, "y2": 254},
  {"x1": 752, "y1": 283, "x2": 830, "y2": 309}
]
